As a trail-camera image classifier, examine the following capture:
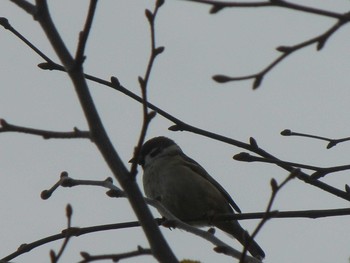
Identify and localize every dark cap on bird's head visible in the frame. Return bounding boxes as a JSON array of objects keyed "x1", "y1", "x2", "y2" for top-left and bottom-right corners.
[{"x1": 130, "y1": 137, "x2": 176, "y2": 167}]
